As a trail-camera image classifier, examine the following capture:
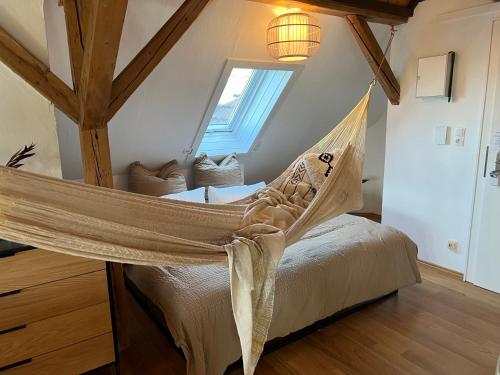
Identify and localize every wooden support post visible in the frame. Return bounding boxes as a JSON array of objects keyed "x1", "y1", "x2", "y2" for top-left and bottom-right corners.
[
  {"x1": 346, "y1": 15, "x2": 400, "y2": 105},
  {"x1": 76, "y1": 0, "x2": 129, "y2": 354},
  {"x1": 79, "y1": 125, "x2": 129, "y2": 360},
  {"x1": 79, "y1": 127, "x2": 113, "y2": 186},
  {"x1": 79, "y1": 0, "x2": 128, "y2": 128}
]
